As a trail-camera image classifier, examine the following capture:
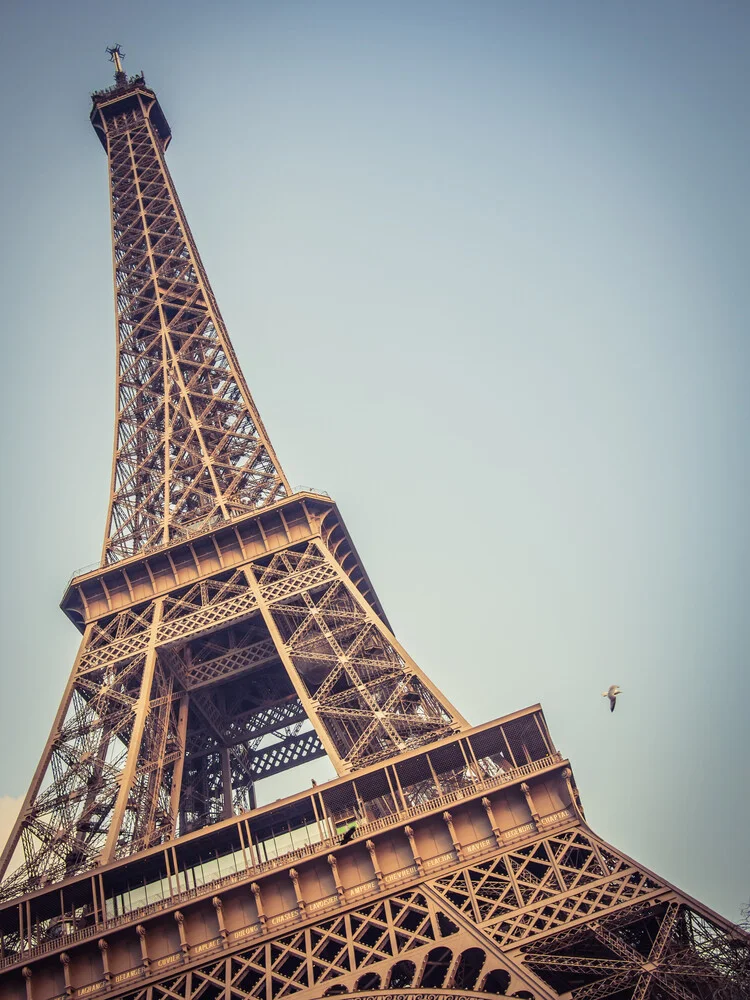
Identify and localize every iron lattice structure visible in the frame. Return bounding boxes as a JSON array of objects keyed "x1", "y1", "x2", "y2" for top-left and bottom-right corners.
[
  {"x1": 0, "y1": 59, "x2": 747, "y2": 1000},
  {"x1": 97, "y1": 71, "x2": 289, "y2": 564}
]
